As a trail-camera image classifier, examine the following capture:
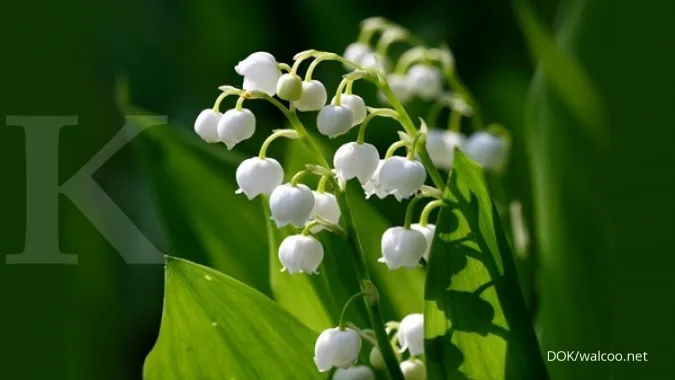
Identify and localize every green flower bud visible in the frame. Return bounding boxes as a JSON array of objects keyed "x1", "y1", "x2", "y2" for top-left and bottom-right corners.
[{"x1": 276, "y1": 74, "x2": 303, "y2": 101}]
